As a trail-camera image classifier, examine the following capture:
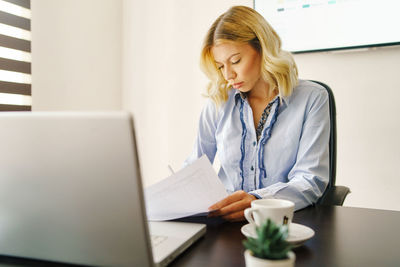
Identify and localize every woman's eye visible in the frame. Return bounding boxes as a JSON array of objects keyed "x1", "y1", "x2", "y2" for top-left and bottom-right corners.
[
  {"x1": 232, "y1": 59, "x2": 241, "y2": 64},
  {"x1": 218, "y1": 65, "x2": 224, "y2": 70}
]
